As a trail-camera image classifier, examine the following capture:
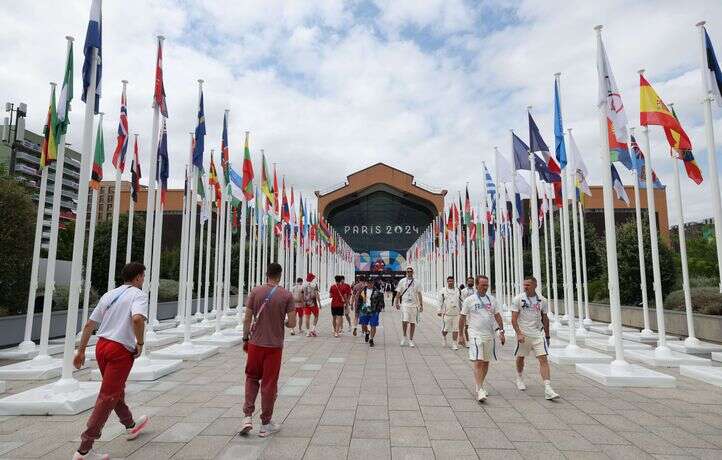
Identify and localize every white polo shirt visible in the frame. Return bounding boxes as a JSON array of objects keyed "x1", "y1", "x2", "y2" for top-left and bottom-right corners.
[
  {"x1": 90, "y1": 285, "x2": 148, "y2": 351},
  {"x1": 461, "y1": 291, "x2": 500, "y2": 340},
  {"x1": 510, "y1": 292, "x2": 548, "y2": 338},
  {"x1": 396, "y1": 277, "x2": 422, "y2": 308}
]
